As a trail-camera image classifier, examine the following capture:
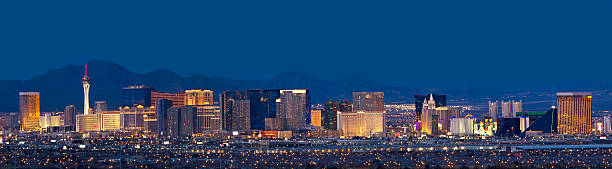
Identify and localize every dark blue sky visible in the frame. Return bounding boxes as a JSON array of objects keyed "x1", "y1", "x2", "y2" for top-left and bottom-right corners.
[{"x1": 0, "y1": 0, "x2": 610, "y2": 88}]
